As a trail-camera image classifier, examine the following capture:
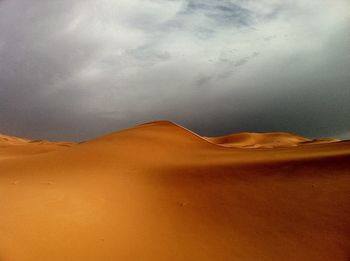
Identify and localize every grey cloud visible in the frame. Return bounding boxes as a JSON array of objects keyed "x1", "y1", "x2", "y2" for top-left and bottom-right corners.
[
  {"x1": 128, "y1": 45, "x2": 171, "y2": 65},
  {"x1": 184, "y1": 0, "x2": 255, "y2": 27},
  {"x1": 234, "y1": 52, "x2": 259, "y2": 67},
  {"x1": 195, "y1": 76, "x2": 213, "y2": 88},
  {"x1": 0, "y1": 0, "x2": 349, "y2": 141},
  {"x1": 234, "y1": 58, "x2": 249, "y2": 67}
]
